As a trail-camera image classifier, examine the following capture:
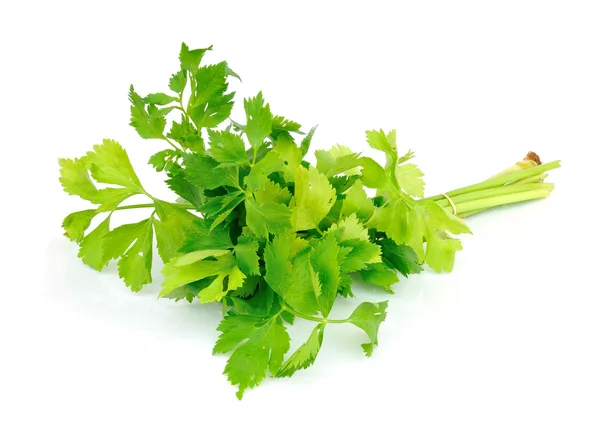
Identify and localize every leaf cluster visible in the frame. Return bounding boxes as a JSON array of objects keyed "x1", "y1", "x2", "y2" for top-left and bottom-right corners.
[{"x1": 59, "y1": 43, "x2": 471, "y2": 398}]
